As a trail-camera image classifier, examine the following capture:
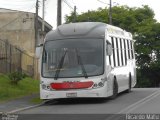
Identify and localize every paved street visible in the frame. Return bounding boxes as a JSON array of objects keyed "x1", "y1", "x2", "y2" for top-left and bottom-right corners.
[
  {"x1": 18, "y1": 88, "x2": 160, "y2": 114},
  {"x1": 1, "y1": 88, "x2": 160, "y2": 120}
]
